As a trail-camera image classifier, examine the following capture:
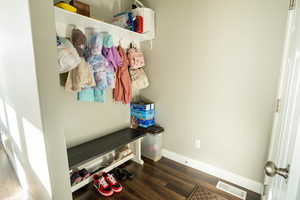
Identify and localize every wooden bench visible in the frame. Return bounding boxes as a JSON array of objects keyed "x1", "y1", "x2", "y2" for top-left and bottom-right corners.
[{"x1": 67, "y1": 128, "x2": 146, "y2": 192}]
